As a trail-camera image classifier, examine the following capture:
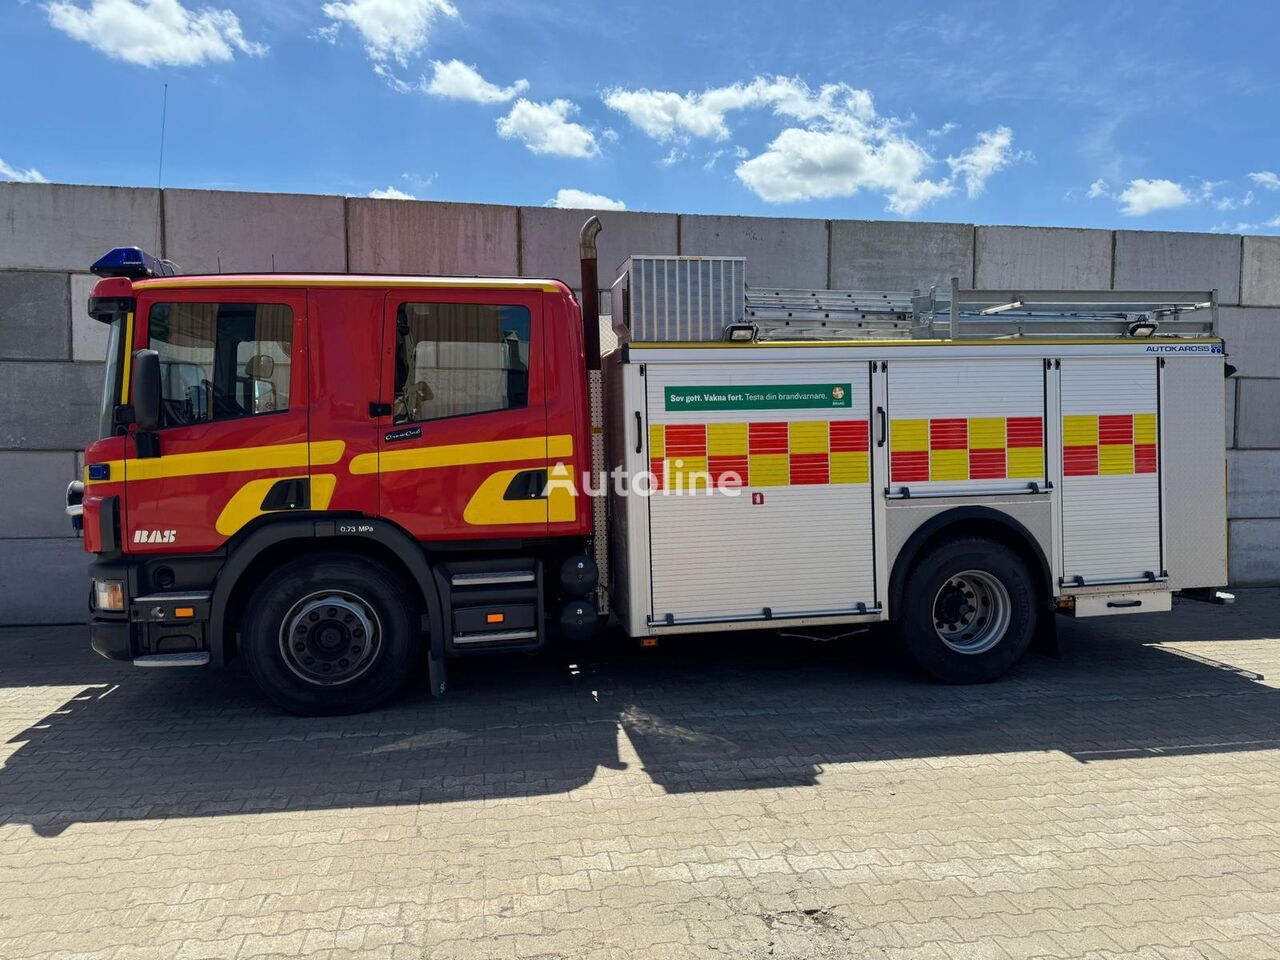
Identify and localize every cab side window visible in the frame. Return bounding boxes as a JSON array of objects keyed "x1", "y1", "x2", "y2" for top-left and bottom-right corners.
[
  {"x1": 393, "y1": 302, "x2": 531, "y2": 424},
  {"x1": 147, "y1": 302, "x2": 293, "y2": 428}
]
